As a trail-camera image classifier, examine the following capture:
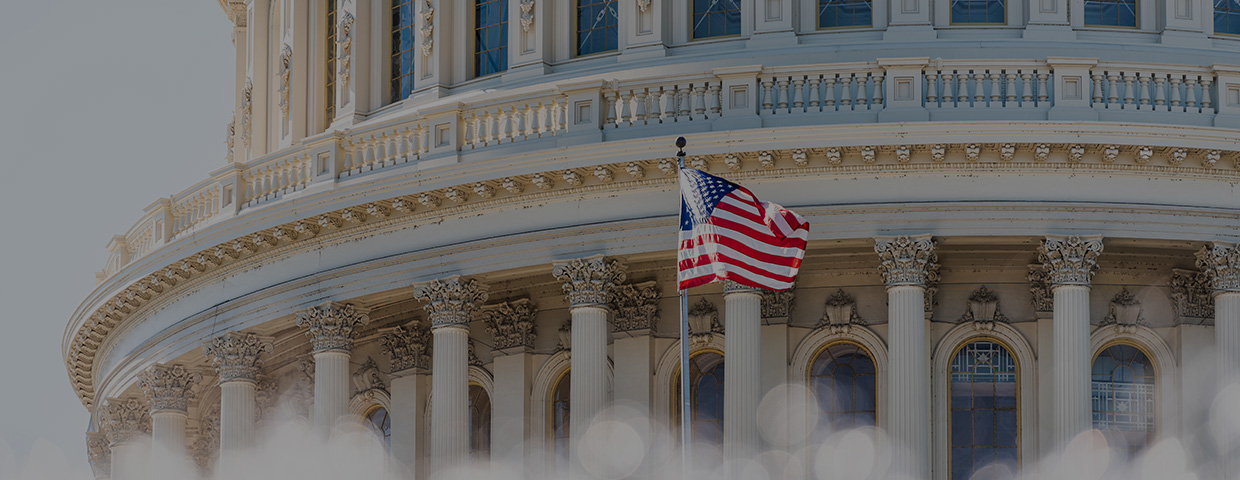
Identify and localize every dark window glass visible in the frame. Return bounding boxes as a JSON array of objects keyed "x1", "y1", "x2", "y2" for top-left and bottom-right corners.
[
  {"x1": 577, "y1": 0, "x2": 619, "y2": 55},
  {"x1": 809, "y1": 342, "x2": 877, "y2": 440},
  {"x1": 469, "y1": 384, "x2": 492, "y2": 459},
  {"x1": 1216, "y1": 0, "x2": 1240, "y2": 34},
  {"x1": 391, "y1": 0, "x2": 416, "y2": 102},
  {"x1": 950, "y1": 341, "x2": 1018, "y2": 480},
  {"x1": 692, "y1": 0, "x2": 742, "y2": 39},
  {"x1": 1092, "y1": 344, "x2": 1155, "y2": 457},
  {"x1": 366, "y1": 407, "x2": 392, "y2": 452},
  {"x1": 551, "y1": 373, "x2": 571, "y2": 472},
  {"x1": 951, "y1": 0, "x2": 1005, "y2": 23},
  {"x1": 326, "y1": 0, "x2": 337, "y2": 121},
  {"x1": 475, "y1": 0, "x2": 509, "y2": 77},
  {"x1": 673, "y1": 351, "x2": 725, "y2": 447},
  {"x1": 819, "y1": 0, "x2": 872, "y2": 28},
  {"x1": 1084, "y1": 0, "x2": 1137, "y2": 26}
]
